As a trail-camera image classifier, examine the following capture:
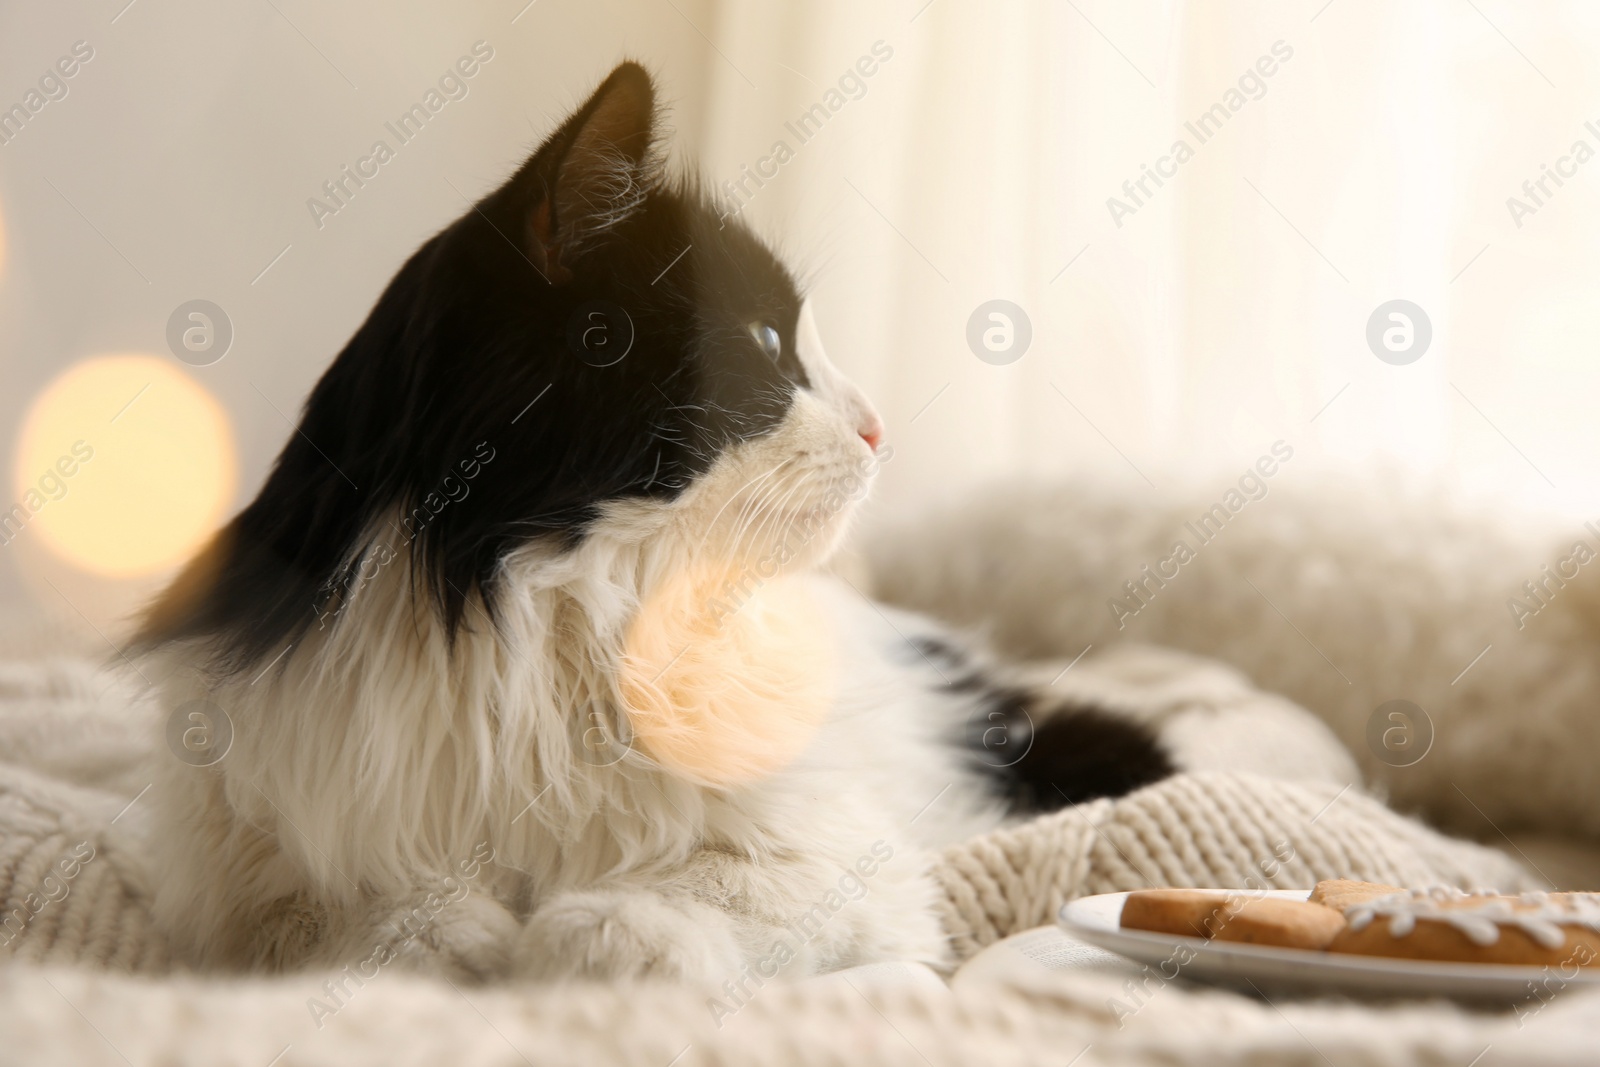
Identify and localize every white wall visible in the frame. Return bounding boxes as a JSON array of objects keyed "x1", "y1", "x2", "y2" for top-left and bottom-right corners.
[{"x1": 0, "y1": 0, "x2": 718, "y2": 628}]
